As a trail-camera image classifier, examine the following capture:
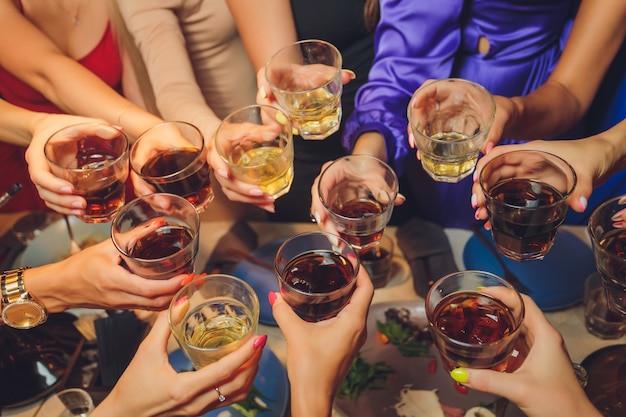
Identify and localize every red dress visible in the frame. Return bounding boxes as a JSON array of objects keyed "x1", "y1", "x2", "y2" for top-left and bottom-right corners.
[{"x1": 0, "y1": 23, "x2": 123, "y2": 212}]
